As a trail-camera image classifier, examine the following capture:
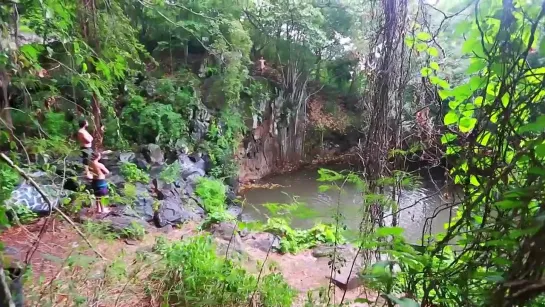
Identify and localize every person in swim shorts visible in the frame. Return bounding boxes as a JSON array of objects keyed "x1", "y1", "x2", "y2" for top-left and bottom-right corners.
[
  {"x1": 89, "y1": 152, "x2": 110, "y2": 214},
  {"x1": 77, "y1": 119, "x2": 94, "y2": 179}
]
